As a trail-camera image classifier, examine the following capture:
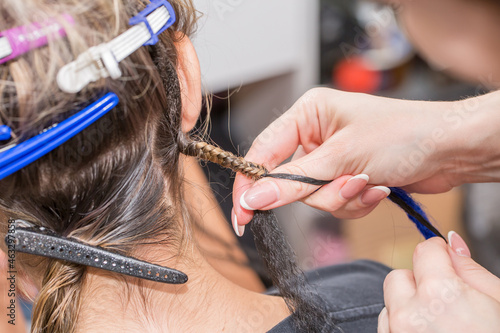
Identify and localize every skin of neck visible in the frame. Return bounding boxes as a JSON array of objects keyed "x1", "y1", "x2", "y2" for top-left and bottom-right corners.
[{"x1": 75, "y1": 212, "x2": 290, "y2": 333}]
